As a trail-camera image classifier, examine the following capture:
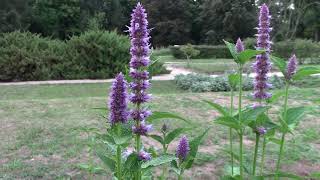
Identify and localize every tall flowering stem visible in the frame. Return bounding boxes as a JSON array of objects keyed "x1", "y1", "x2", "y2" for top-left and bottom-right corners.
[
  {"x1": 108, "y1": 73, "x2": 129, "y2": 180},
  {"x1": 176, "y1": 136, "x2": 190, "y2": 180},
  {"x1": 276, "y1": 55, "x2": 297, "y2": 178},
  {"x1": 128, "y1": 3, "x2": 152, "y2": 180},
  {"x1": 253, "y1": 4, "x2": 272, "y2": 100},
  {"x1": 235, "y1": 38, "x2": 245, "y2": 179}
]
